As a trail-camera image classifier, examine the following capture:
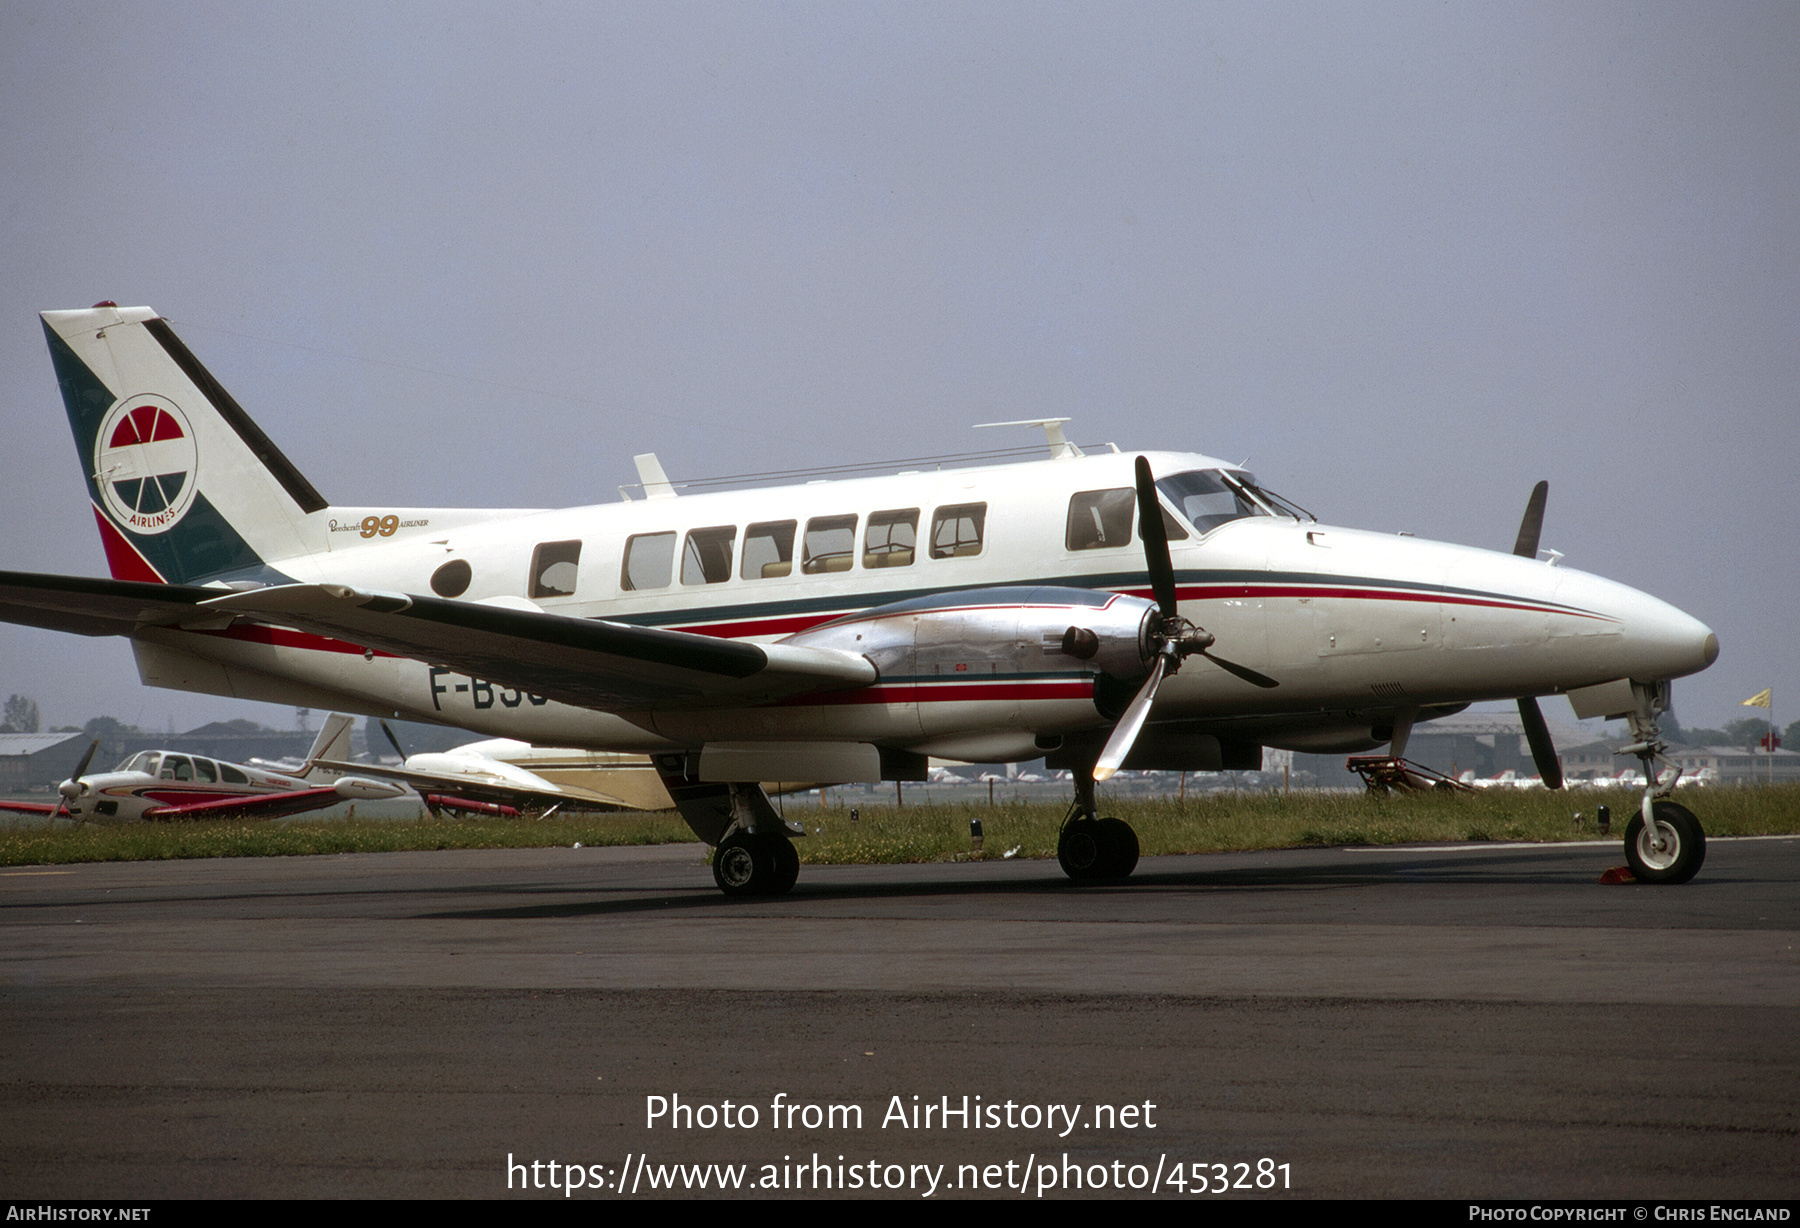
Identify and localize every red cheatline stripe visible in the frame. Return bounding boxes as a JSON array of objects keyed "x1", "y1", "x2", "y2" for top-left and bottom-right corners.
[
  {"x1": 1172, "y1": 583, "x2": 1614, "y2": 621},
  {"x1": 666, "y1": 583, "x2": 1607, "y2": 640},
  {"x1": 674, "y1": 612, "x2": 835, "y2": 639}
]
